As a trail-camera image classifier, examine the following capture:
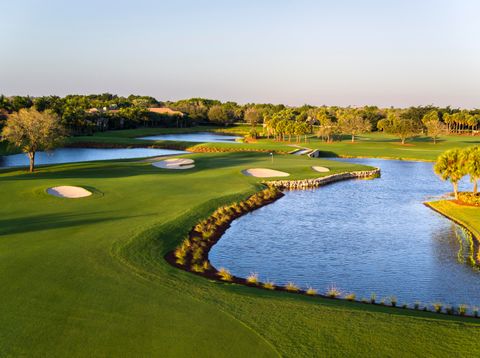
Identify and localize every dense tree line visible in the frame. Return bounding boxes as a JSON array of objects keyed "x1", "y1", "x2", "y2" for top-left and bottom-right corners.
[{"x1": 1, "y1": 94, "x2": 479, "y2": 141}]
